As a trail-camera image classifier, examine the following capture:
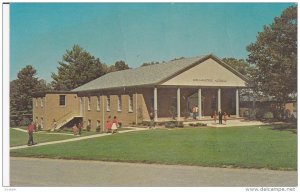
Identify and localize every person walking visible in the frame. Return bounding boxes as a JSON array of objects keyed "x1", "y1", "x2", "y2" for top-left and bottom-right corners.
[
  {"x1": 218, "y1": 111, "x2": 223, "y2": 125},
  {"x1": 223, "y1": 112, "x2": 228, "y2": 125},
  {"x1": 111, "y1": 116, "x2": 119, "y2": 134},
  {"x1": 77, "y1": 122, "x2": 82, "y2": 136},
  {"x1": 149, "y1": 111, "x2": 155, "y2": 129},
  {"x1": 72, "y1": 123, "x2": 78, "y2": 135},
  {"x1": 195, "y1": 106, "x2": 199, "y2": 119},
  {"x1": 27, "y1": 121, "x2": 37, "y2": 146},
  {"x1": 212, "y1": 111, "x2": 217, "y2": 124},
  {"x1": 106, "y1": 116, "x2": 112, "y2": 133}
]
